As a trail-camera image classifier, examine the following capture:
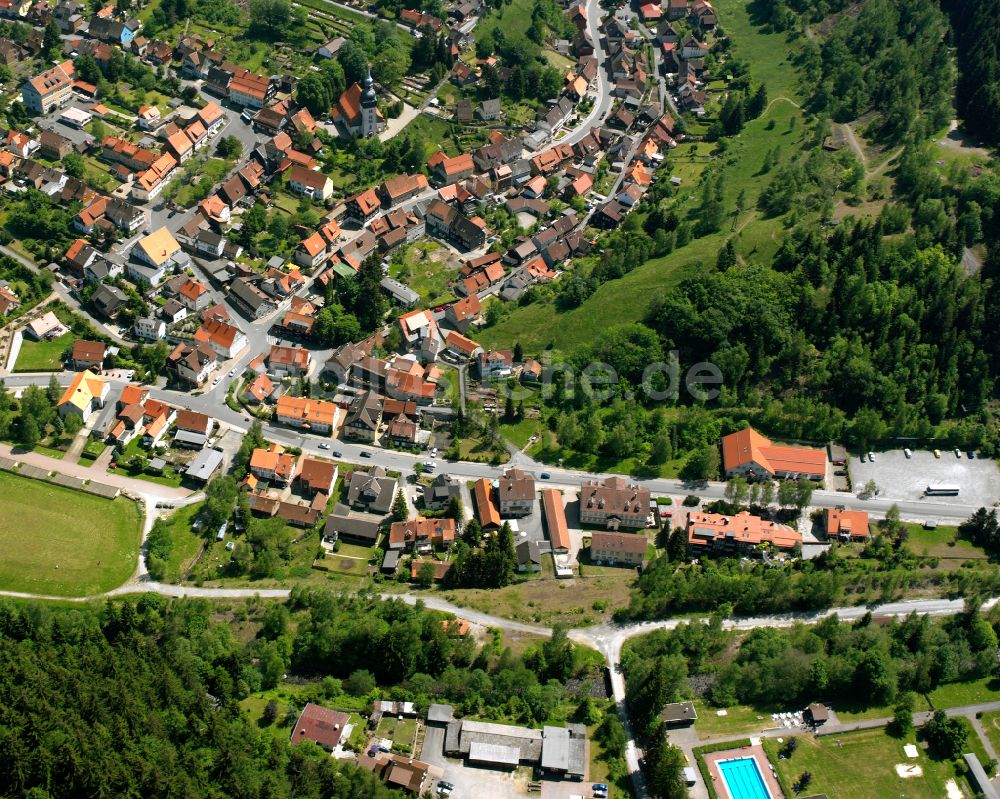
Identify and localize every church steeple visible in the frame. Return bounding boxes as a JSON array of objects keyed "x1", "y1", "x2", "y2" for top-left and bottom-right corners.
[{"x1": 360, "y1": 67, "x2": 377, "y2": 137}]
